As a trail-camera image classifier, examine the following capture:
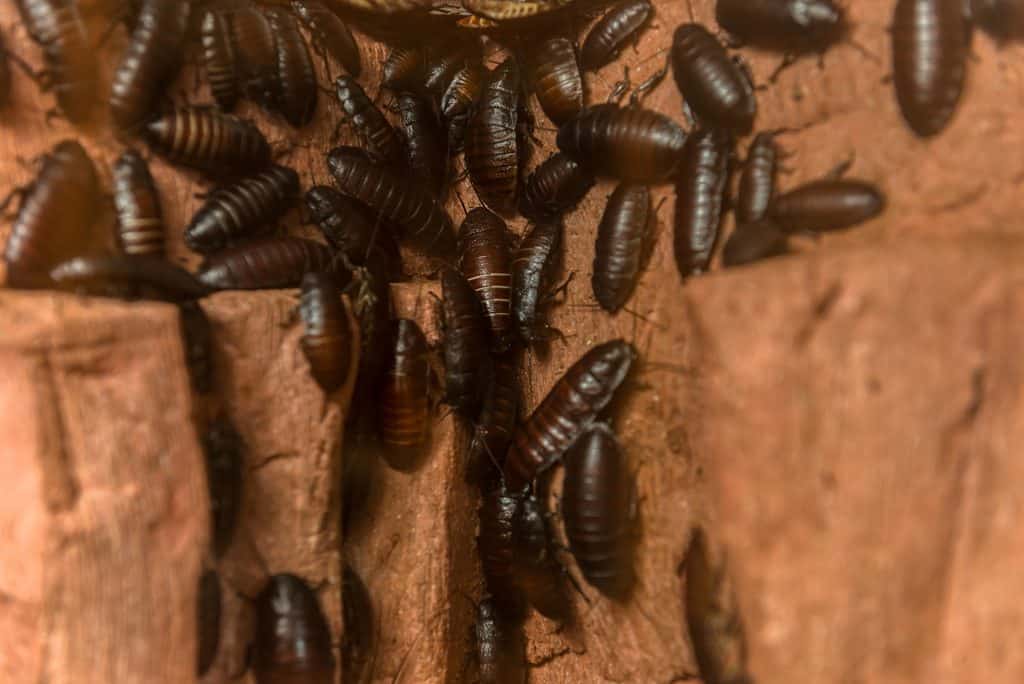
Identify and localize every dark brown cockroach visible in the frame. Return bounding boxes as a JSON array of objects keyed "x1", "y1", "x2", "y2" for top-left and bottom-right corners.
[
  {"x1": 459, "y1": 208, "x2": 514, "y2": 349},
  {"x1": 715, "y1": 0, "x2": 846, "y2": 53},
  {"x1": 722, "y1": 219, "x2": 790, "y2": 267},
  {"x1": 377, "y1": 318, "x2": 431, "y2": 471},
  {"x1": 185, "y1": 165, "x2": 300, "y2": 254},
  {"x1": 520, "y1": 151, "x2": 596, "y2": 220},
  {"x1": 265, "y1": 7, "x2": 318, "y2": 127},
  {"x1": 971, "y1": 0, "x2": 1024, "y2": 41},
  {"x1": 335, "y1": 75, "x2": 405, "y2": 164},
  {"x1": 474, "y1": 596, "x2": 527, "y2": 684},
  {"x1": 511, "y1": 218, "x2": 563, "y2": 343},
  {"x1": 442, "y1": 268, "x2": 492, "y2": 416},
  {"x1": 252, "y1": 574, "x2": 335, "y2": 684},
  {"x1": 113, "y1": 149, "x2": 165, "y2": 258},
  {"x1": 17, "y1": 0, "x2": 98, "y2": 122},
  {"x1": 736, "y1": 131, "x2": 783, "y2": 225},
  {"x1": 441, "y1": 62, "x2": 484, "y2": 154},
  {"x1": 580, "y1": 0, "x2": 653, "y2": 71},
  {"x1": 685, "y1": 528, "x2": 753, "y2": 684},
  {"x1": 592, "y1": 183, "x2": 651, "y2": 313},
  {"x1": 3, "y1": 140, "x2": 99, "y2": 289},
  {"x1": 232, "y1": 6, "x2": 279, "y2": 109},
  {"x1": 327, "y1": 146, "x2": 455, "y2": 255},
  {"x1": 179, "y1": 301, "x2": 214, "y2": 395},
  {"x1": 465, "y1": 57, "x2": 522, "y2": 216},
  {"x1": 300, "y1": 272, "x2": 353, "y2": 393},
  {"x1": 478, "y1": 487, "x2": 527, "y2": 620},
  {"x1": 769, "y1": 179, "x2": 885, "y2": 233},
  {"x1": 673, "y1": 128, "x2": 732, "y2": 280},
  {"x1": 202, "y1": 414, "x2": 244, "y2": 558},
  {"x1": 470, "y1": 349, "x2": 520, "y2": 491},
  {"x1": 504, "y1": 339, "x2": 636, "y2": 489},
  {"x1": 382, "y1": 46, "x2": 424, "y2": 91},
  {"x1": 109, "y1": 0, "x2": 191, "y2": 133},
  {"x1": 512, "y1": 493, "x2": 573, "y2": 621},
  {"x1": 397, "y1": 91, "x2": 448, "y2": 197},
  {"x1": 200, "y1": 9, "x2": 239, "y2": 111},
  {"x1": 530, "y1": 37, "x2": 584, "y2": 126},
  {"x1": 291, "y1": 0, "x2": 362, "y2": 77},
  {"x1": 49, "y1": 255, "x2": 207, "y2": 301},
  {"x1": 197, "y1": 237, "x2": 339, "y2": 291},
  {"x1": 671, "y1": 23, "x2": 757, "y2": 133},
  {"x1": 197, "y1": 569, "x2": 222, "y2": 676},
  {"x1": 423, "y1": 47, "x2": 471, "y2": 99},
  {"x1": 892, "y1": 0, "x2": 969, "y2": 137},
  {"x1": 304, "y1": 185, "x2": 380, "y2": 265},
  {"x1": 144, "y1": 107, "x2": 271, "y2": 174},
  {"x1": 556, "y1": 103, "x2": 687, "y2": 183},
  {"x1": 563, "y1": 422, "x2": 635, "y2": 600},
  {"x1": 342, "y1": 563, "x2": 374, "y2": 684}
]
